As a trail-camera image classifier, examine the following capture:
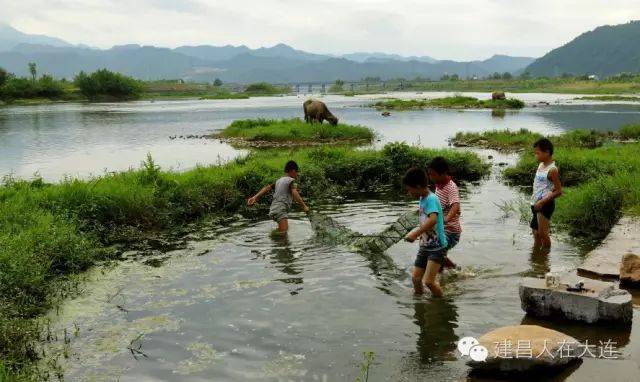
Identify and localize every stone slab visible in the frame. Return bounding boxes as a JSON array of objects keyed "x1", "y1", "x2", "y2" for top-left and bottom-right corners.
[
  {"x1": 578, "y1": 217, "x2": 640, "y2": 279},
  {"x1": 519, "y1": 273, "x2": 633, "y2": 324}
]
